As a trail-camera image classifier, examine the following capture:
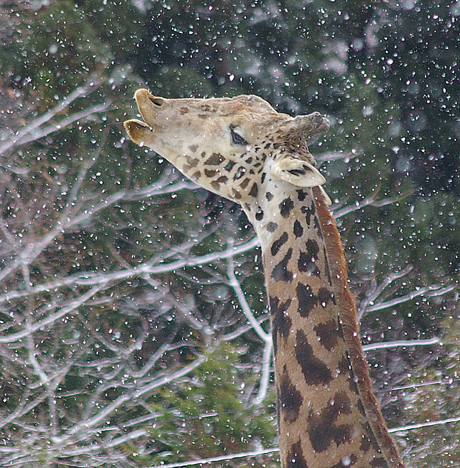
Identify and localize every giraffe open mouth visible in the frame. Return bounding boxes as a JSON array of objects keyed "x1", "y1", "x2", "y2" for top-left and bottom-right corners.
[{"x1": 123, "y1": 89, "x2": 163, "y2": 145}]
